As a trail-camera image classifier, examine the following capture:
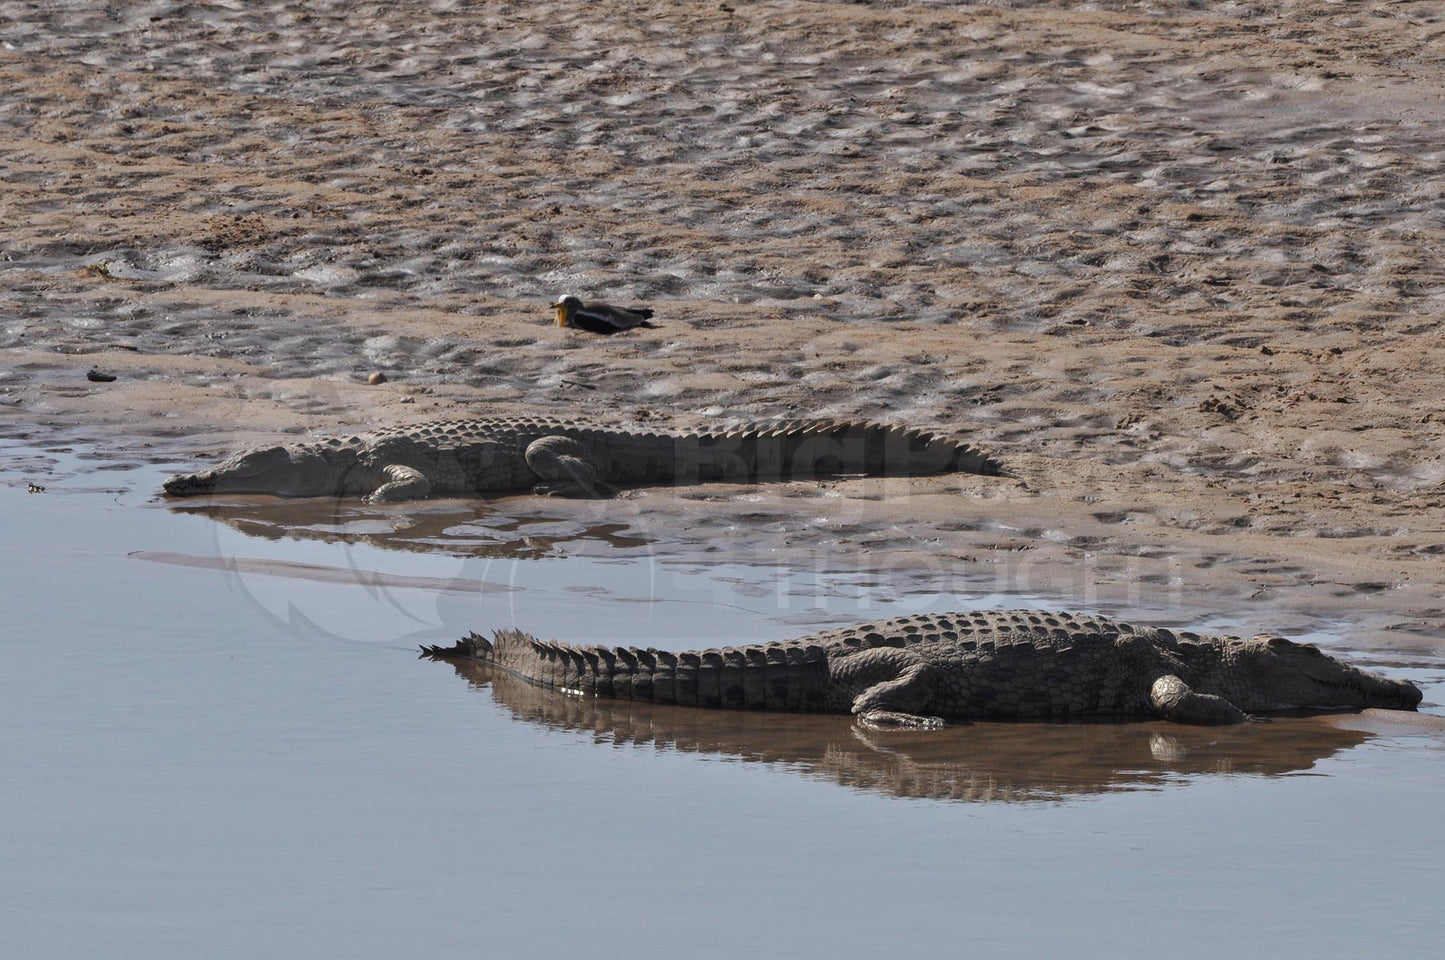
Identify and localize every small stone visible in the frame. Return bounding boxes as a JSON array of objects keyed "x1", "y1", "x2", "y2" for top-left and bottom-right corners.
[
  {"x1": 367, "y1": 371, "x2": 387, "y2": 385},
  {"x1": 86, "y1": 369, "x2": 116, "y2": 382},
  {"x1": 399, "y1": 395, "x2": 415, "y2": 404}
]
